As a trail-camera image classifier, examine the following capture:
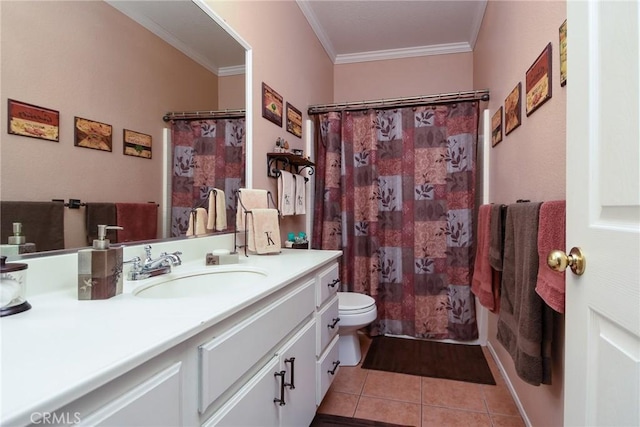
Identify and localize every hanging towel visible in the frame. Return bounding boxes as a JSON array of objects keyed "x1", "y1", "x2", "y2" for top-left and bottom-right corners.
[
  {"x1": 236, "y1": 188, "x2": 268, "y2": 231},
  {"x1": 294, "y1": 174, "x2": 306, "y2": 215},
  {"x1": 248, "y1": 208, "x2": 281, "y2": 254},
  {"x1": 535, "y1": 200, "x2": 567, "y2": 313},
  {"x1": 85, "y1": 202, "x2": 117, "y2": 245},
  {"x1": 115, "y1": 203, "x2": 158, "y2": 243},
  {"x1": 489, "y1": 204, "x2": 505, "y2": 271},
  {"x1": 277, "y1": 171, "x2": 296, "y2": 216},
  {"x1": 497, "y1": 202, "x2": 553, "y2": 386},
  {"x1": 0, "y1": 201, "x2": 65, "y2": 251},
  {"x1": 471, "y1": 204, "x2": 499, "y2": 312},
  {"x1": 207, "y1": 189, "x2": 227, "y2": 231},
  {"x1": 187, "y1": 208, "x2": 208, "y2": 236}
]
